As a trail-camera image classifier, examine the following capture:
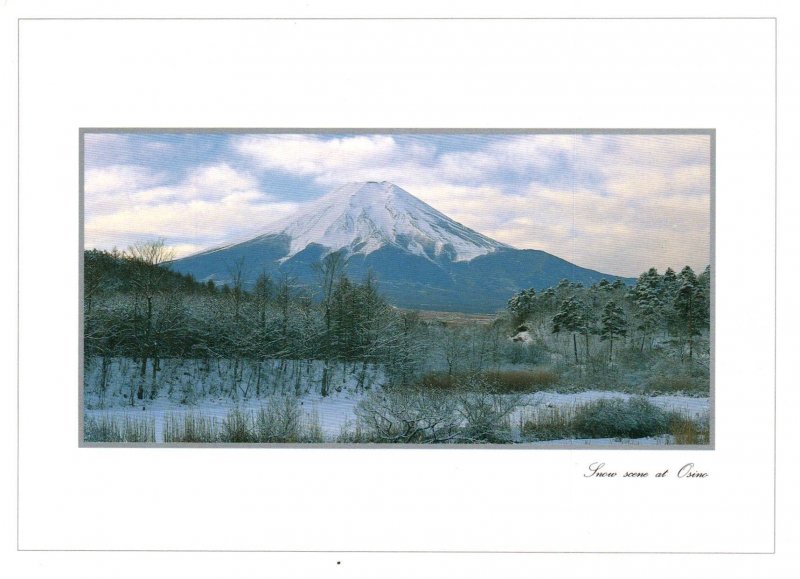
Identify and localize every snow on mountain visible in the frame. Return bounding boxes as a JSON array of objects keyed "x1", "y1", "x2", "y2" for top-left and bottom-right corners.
[{"x1": 260, "y1": 181, "x2": 510, "y2": 263}]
